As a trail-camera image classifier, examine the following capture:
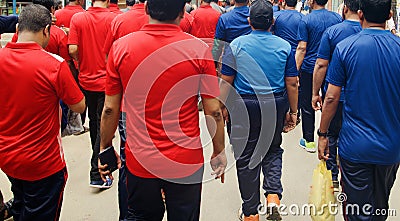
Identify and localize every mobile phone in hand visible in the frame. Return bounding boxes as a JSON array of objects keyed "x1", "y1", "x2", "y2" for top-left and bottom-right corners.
[{"x1": 98, "y1": 146, "x2": 118, "y2": 173}]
